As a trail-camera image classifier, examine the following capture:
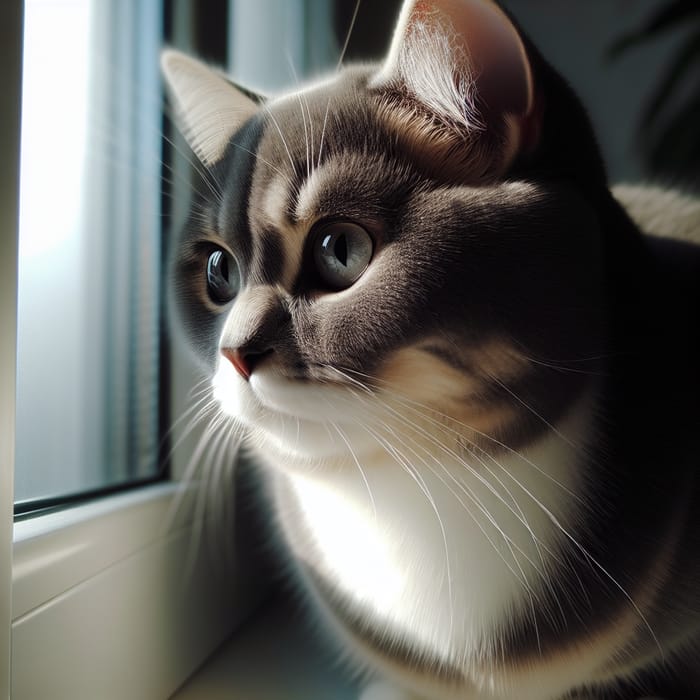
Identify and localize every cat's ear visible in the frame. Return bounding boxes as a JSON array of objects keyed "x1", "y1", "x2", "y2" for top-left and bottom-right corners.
[
  {"x1": 374, "y1": 0, "x2": 537, "y2": 174},
  {"x1": 161, "y1": 49, "x2": 261, "y2": 166}
]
